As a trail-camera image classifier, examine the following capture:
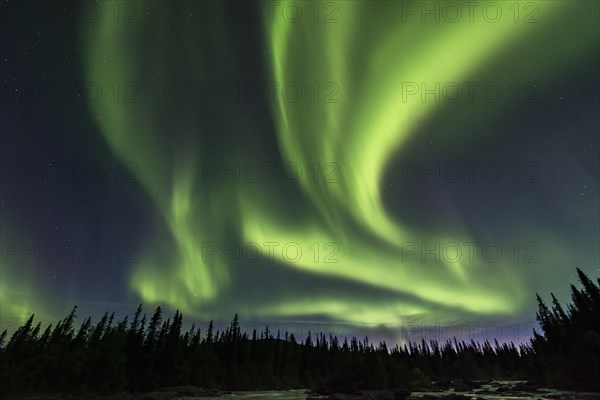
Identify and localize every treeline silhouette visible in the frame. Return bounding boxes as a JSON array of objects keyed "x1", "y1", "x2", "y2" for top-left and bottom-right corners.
[
  {"x1": 0, "y1": 268, "x2": 598, "y2": 397},
  {"x1": 529, "y1": 268, "x2": 600, "y2": 390}
]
